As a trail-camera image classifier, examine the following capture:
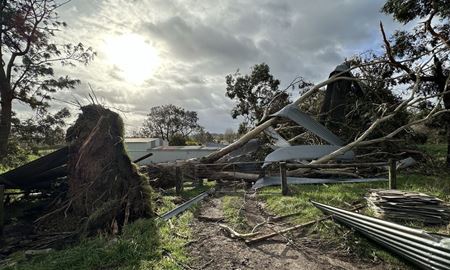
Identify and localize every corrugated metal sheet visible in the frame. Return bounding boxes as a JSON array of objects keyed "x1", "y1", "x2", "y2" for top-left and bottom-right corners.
[
  {"x1": 217, "y1": 139, "x2": 261, "y2": 163},
  {"x1": 396, "y1": 157, "x2": 417, "y2": 169},
  {"x1": 270, "y1": 104, "x2": 344, "y2": 146},
  {"x1": 263, "y1": 145, "x2": 354, "y2": 167},
  {"x1": 264, "y1": 127, "x2": 291, "y2": 148},
  {"x1": 312, "y1": 201, "x2": 450, "y2": 270},
  {"x1": 252, "y1": 176, "x2": 386, "y2": 189}
]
